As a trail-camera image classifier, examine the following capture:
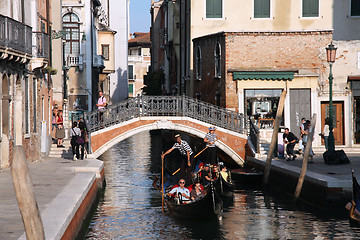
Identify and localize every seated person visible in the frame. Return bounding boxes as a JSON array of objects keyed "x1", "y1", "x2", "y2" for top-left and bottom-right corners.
[
  {"x1": 190, "y1": 181, "x2": 205, "y2": 201},
  {"x1": 167, "y1": 179, "x2": 190, "y2": 202},
  {"x1": 220, "y1": 165, "x2": 229, "y2": 182},
  {"x1": 200, "y1": 164, "x2": 212, "y2": 186}
]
